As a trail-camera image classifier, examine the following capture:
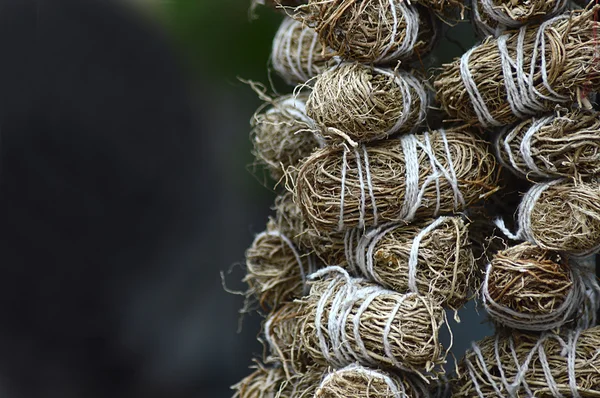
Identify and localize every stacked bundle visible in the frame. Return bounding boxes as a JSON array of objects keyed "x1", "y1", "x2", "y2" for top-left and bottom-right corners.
[
  {"x1": 433, "y1": 3, "x2": 600, "y2": 396},
  {"x1": 234, "y1": 1, "x2": 510, "y2": 397}
]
